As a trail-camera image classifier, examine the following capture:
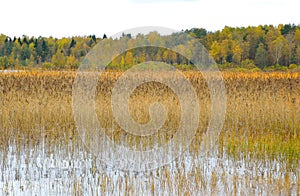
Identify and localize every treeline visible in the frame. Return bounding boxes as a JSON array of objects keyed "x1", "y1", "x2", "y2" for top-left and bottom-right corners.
[
  {"x1": 0, "y1": 24, "x2": 300, "y2": 70},
  {"x1": 0, "y1": 34, "x2": 101, "y2": 69}
]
